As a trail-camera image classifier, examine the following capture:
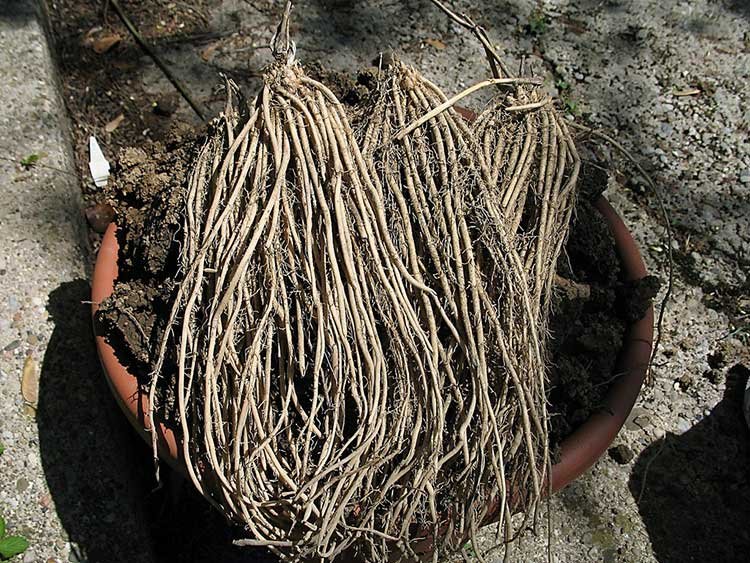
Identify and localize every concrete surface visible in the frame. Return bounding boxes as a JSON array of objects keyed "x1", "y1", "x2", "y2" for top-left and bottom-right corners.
[
  {"x1": 0, "y1": 2, "x2": 154, "y2": 562},
  {"x1": 1, "y1": 0, "x2": 749, "y2": 562}
]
